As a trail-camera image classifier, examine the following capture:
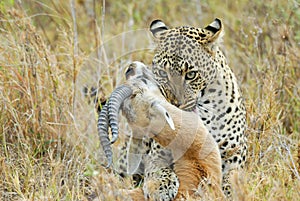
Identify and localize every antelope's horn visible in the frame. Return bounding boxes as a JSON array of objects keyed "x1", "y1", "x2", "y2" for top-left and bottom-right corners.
[
  {"x1": 97, "y1": 103, "x2": 113, "y2": 168},
  {"x1": 108, "y1": 85, "x2": 133, "y2": 144}
]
